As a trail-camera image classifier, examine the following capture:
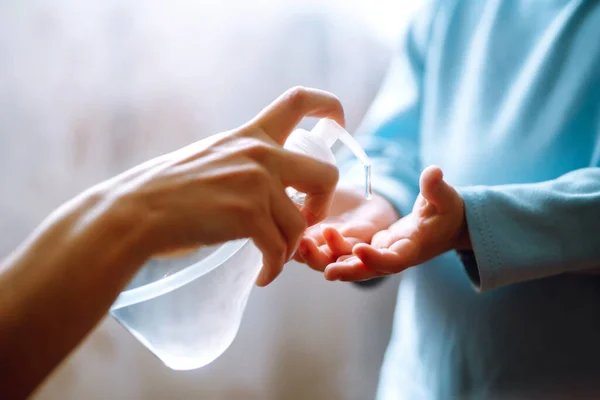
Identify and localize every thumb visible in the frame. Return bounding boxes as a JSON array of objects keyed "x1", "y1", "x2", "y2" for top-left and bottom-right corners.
[{"x1": 419, "y1": 165, "x2": 457, "y2": 214}]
